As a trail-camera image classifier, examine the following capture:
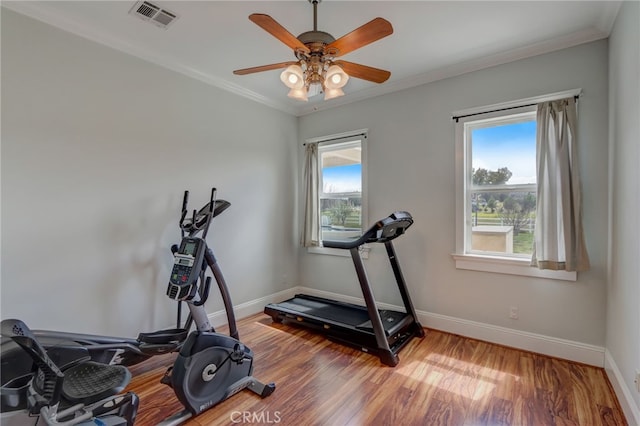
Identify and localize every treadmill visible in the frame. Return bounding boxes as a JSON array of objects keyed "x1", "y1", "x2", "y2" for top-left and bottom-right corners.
[{"x1": 264, "y1": 211, "x2": 425, "y2": 366}]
